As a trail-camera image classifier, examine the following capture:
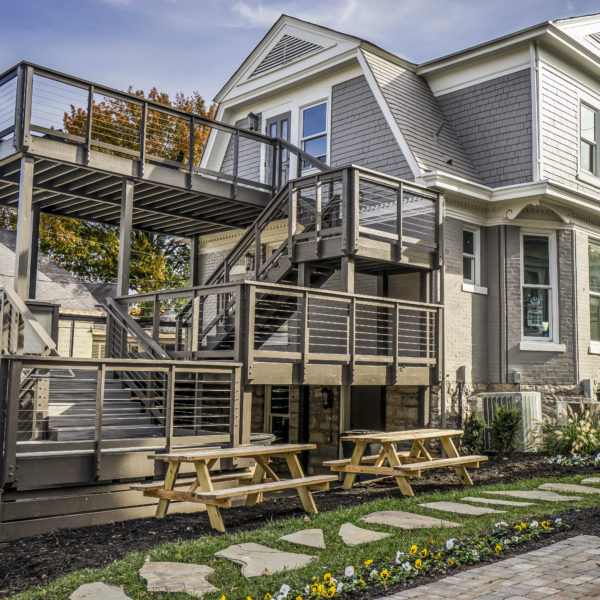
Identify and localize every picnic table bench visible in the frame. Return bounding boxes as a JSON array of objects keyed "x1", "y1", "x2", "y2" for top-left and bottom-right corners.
[
  {"x1": 324, "y1": 428, "x2": 487, "y2": 497},
  {"x1": 134, "y1": 443, "x2": 336, "y2": 532}
]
